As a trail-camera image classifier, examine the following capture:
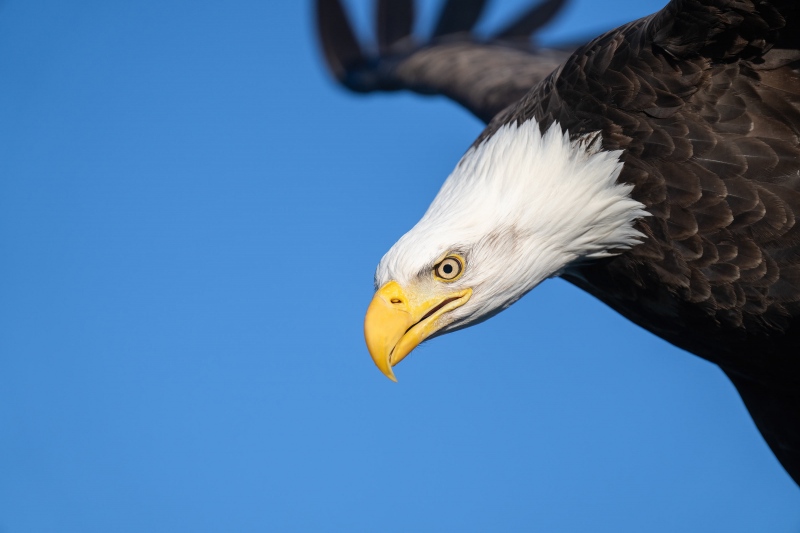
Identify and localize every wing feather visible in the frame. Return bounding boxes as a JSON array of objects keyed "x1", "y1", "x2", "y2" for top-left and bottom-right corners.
[
  {"x1": 315, "y1": 0, "x2": 575, "y2": 123},
  {"x1": 494, "y1": 0, "x2": 568, "y2": 40},
  {"x1": 316, "y1": 0, "x2": 367, "y2": 86},
  {"x1": 377, "y1": 0, "x2": 414, "y2": 54},
  {"x1": 432, "y1": 0, "x2": 487, "y2": 38}
]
